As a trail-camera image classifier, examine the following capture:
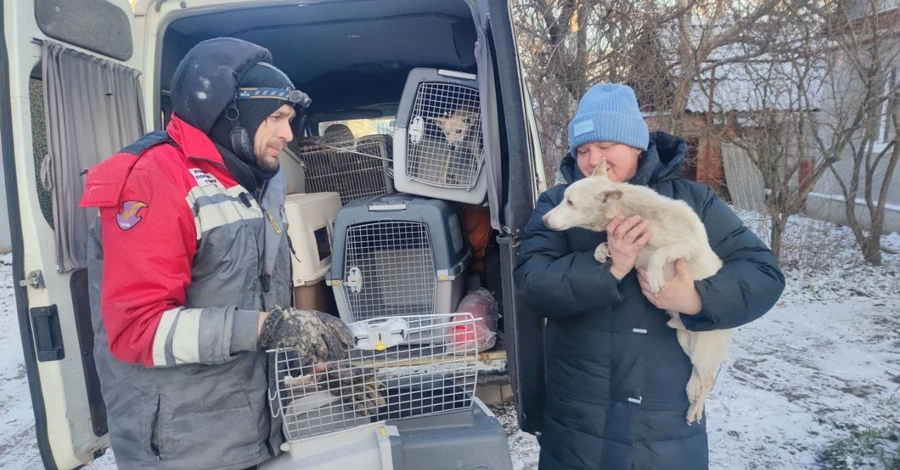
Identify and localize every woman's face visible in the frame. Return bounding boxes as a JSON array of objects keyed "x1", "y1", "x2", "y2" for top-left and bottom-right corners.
[{"x1": 576, "y1": 141, "x2": 642, "y2": 183}]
